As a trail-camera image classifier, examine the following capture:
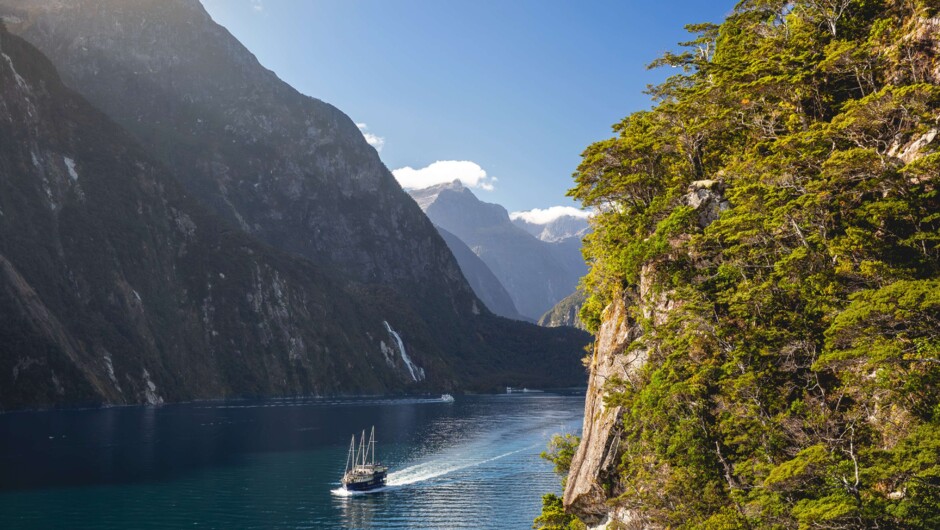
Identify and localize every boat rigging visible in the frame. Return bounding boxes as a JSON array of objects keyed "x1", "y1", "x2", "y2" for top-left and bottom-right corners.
[{"x1": 341, "y1": 426, "x2": 388, "y2": 492}]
